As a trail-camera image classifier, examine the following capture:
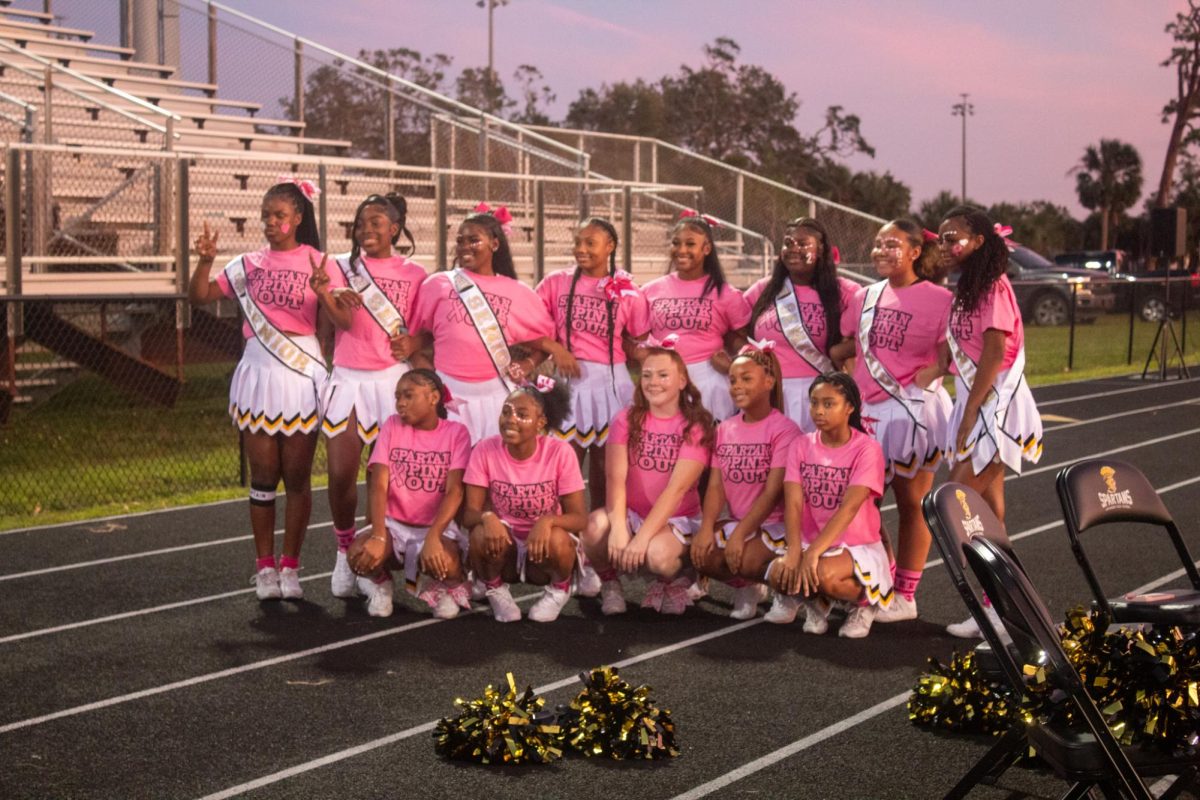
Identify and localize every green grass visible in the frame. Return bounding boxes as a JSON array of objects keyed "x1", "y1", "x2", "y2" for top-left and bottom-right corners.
[{"x1": 2, "y1": 309, "x2": 1196, "y2": 531}]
